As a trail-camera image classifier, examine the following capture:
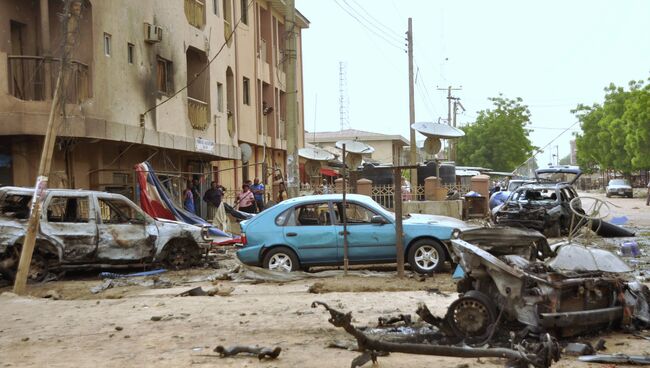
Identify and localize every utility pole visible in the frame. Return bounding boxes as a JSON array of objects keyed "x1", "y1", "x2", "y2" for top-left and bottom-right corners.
[
  {"x1": 451, "y1": 98, "x2": 464, "y2": 161},
  {"x1": 285, "y1": 0, "x2": 299, "y2": 198},
  {"x1": 13, "y1": 0, "x2": 82, "y2": 295},
  {"x1": 437, "y1": 86, "x2": 461, "y2": 160},
  {"x1": 407, "y1": 18, "x2": 417, "y2": 192}
]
